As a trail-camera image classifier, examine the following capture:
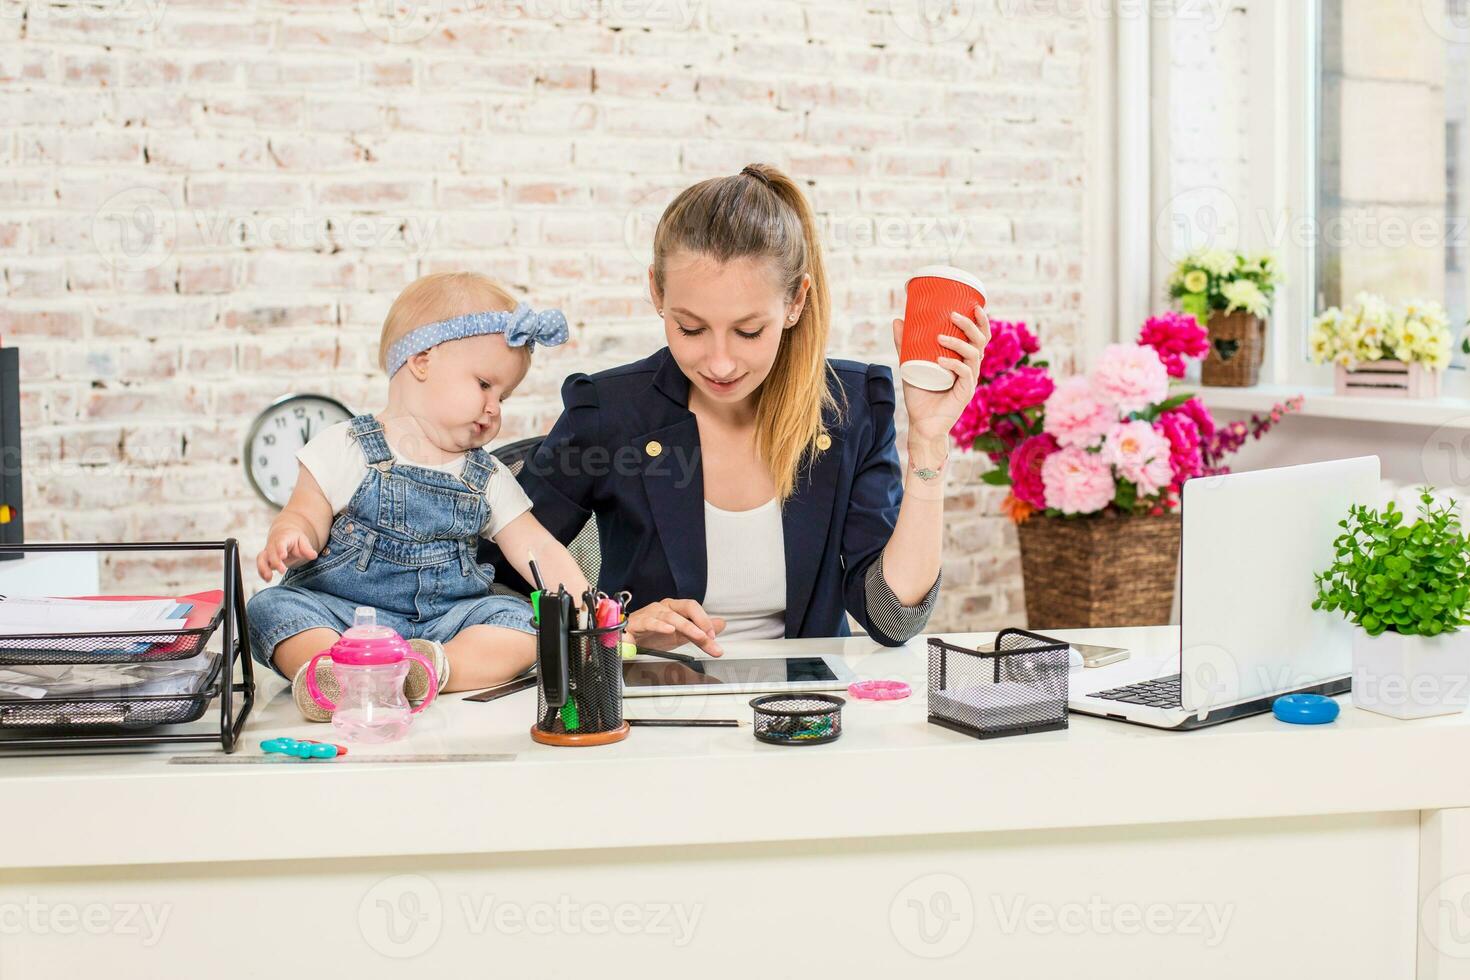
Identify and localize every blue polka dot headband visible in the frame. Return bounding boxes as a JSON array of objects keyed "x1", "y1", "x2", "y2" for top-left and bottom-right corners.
[{"x1": 386, "y1": 303, "x2": 570, "y2": 377}]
